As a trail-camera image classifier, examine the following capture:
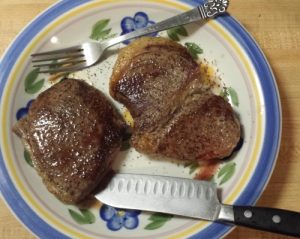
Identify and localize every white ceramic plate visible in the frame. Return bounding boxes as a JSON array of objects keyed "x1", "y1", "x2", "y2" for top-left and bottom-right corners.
[{"x1": 0, "y1": 1, "x2": 281, "y2": 238}]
